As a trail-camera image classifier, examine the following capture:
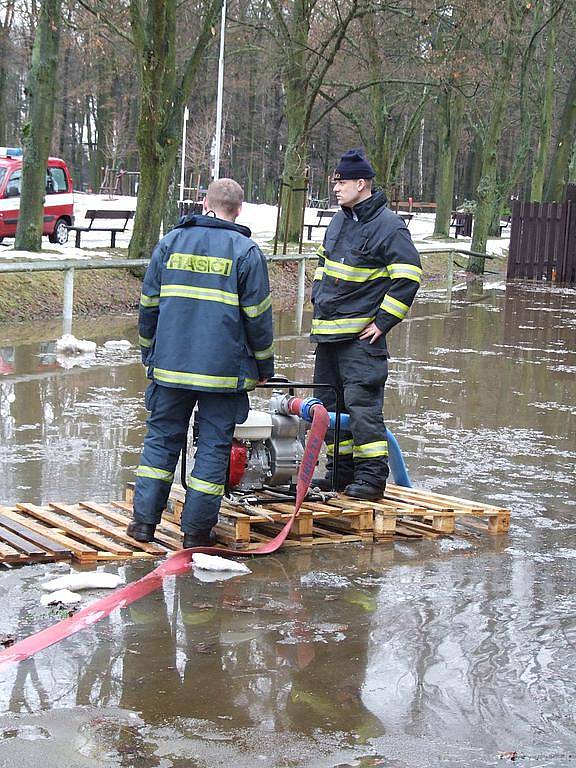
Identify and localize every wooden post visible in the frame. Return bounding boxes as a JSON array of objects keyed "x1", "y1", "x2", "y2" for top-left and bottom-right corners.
[{"x1": 561, "y1": 183, "x2": 576, "y2": 282}]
